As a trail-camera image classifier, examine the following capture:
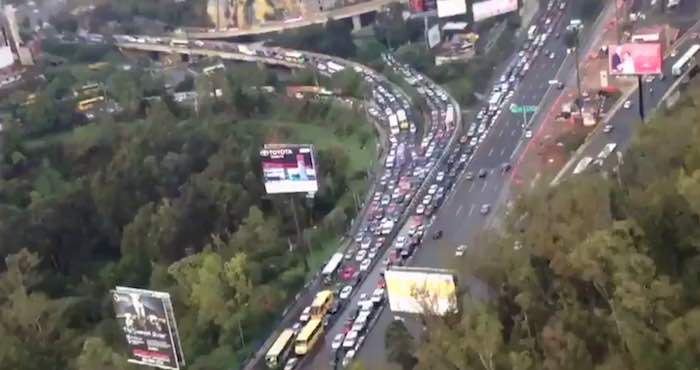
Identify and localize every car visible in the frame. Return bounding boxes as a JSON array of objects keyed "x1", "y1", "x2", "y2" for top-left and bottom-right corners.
[
  {"x1": 455, "y1": 244, "x2": 468, "y2": 257},
  {"x1": 436, "y1": 171, "x2": 445, "y2": 182},
  {"x1": 465, "y1": 171, "x2": 474, "y2": 181},
  {"x1": 371, "y1": 288, "x2": 385, "y2": 304},
  {"x1": 394, "y1": 236, "x2": 407, "y2": 249},
  {"x1": 292, "y1": 322, "x2": 303, "y2": 334},
  {"x1": 549, "y1": 52, "x2": 556, "y2": 59},
  {"x1": 432, "y1": 230, "x2": 443, "y2": 240},
  {"x1": 329, "y1": 300, "x2": 341, "y2": 314},
  {"x1": 355, "y1": 249, "x2": 367, "y2": 262},
  {"x1": 469, "y1": 137, "x2": 478, "y2": 147},
  {"x1": 603, "y1": 124, "x2": 613, "y2": 133},
  {"x1": 284, "y1": 357, "x2": 299, "y2": 370},
  {"x1": 360, "y1": 238, "x2": 372, "y2": 249},
  {"x1": 331, "y1": 333, "x2": 345, "y2": 350},
  {"x1": 339, "y1": 285, "x2": 353, "y2": 299},
  {"x1": 343, "y1": 331, "x2": 358, "y2": 349},
  {"x1": 300, "y1": 306, "x2": 311, "y2": 322},
  {"x1": 480, "y1": 204, "x2": 491, "y2": 215},
  {"x1": 415, "y1": 204, "x2": 425, "y2": 215},
  {"x1": 623, "y1": 100, "x2": 632, "y2": 109},
  {"x1": 342, "y1": 349, "x2": 357, "y2": 367},
  {"x1": 422, "y1": 195, "x2": 433, "y2": 205},
  {"x1": 368, "y1": 249, "x2": 378, "y2": 260},
  {"x1": 525, "y1": 130, "x2": 533, "y2": 138},
  {"x1": 478, "y1": 169, "x2": 488, "y2": 178},
  {"x1": 380, "y1": 194, "x2": 391, "y2": 206},
  {"x1": 459, "y1": 135, "x2": 469, "y2": 144},
  {"x1": 501, "y1": 163, "x2": 512, "y2": 173},
  {"x1": 428, "y1": 184, "x2": 439, "y2": 195},
  {"x1": 360, "y1": 258, "x2": 372, "y2": 271}
]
